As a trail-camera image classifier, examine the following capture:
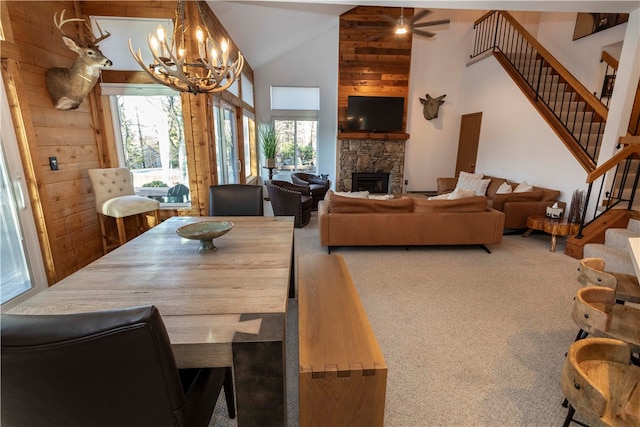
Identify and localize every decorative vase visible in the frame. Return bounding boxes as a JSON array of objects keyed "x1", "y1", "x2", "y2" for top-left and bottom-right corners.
[{"x1": 266, "y1": 158, "x2": 276, "y2": 168}]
